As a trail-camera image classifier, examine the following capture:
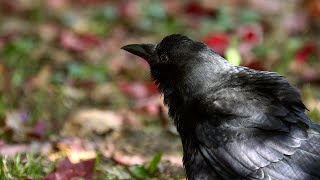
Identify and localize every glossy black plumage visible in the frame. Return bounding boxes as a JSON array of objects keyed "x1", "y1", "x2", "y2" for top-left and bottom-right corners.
[{"x1": 122, "y1": 34, "x2": 320, "y2": 180}]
